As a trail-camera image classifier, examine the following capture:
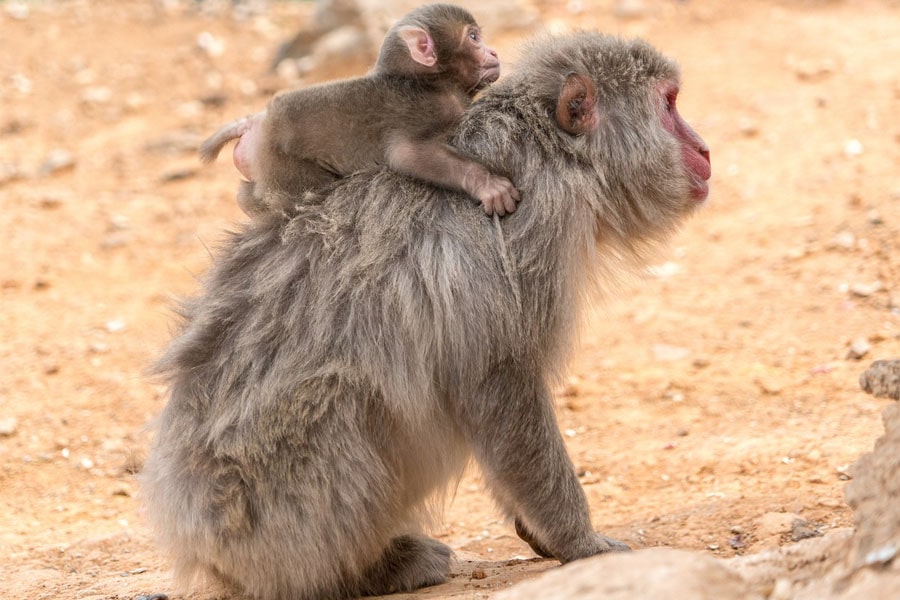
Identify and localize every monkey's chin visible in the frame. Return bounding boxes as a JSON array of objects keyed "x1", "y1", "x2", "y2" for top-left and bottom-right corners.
[
  {"x1": 690, "y1": 181, "x2": 709, "y2": 202},
  {"x1": 478, "y1": 66, "x2": 500, "y2": 87}
]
